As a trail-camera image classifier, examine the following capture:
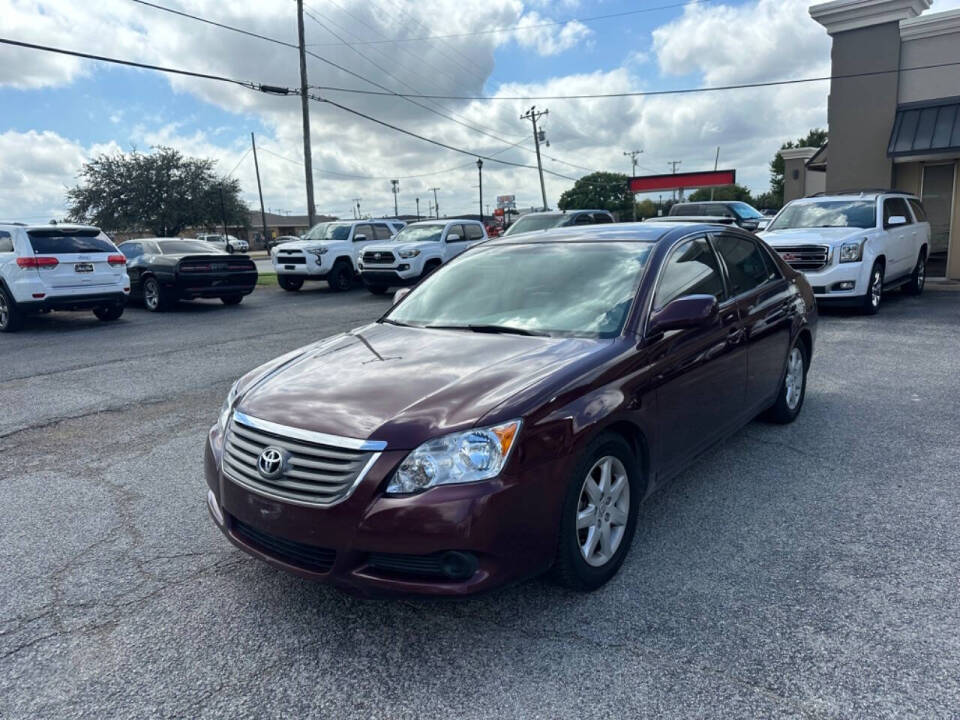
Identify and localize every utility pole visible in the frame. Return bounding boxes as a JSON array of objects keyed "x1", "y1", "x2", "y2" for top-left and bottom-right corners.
[
  {"x1": 251, "y1": 132, "x2": 268, "y2": 247},
  {"x1": 391, "y1": 179, "x2": 399, "y2": 217},
  {"x1": 352, "y1": 198, "x2": 361, "y2": 219},
  {"x1": 623, "y1": 149, "x2": 643, "y2": 221},
  {"x1": 416, "y1": 197, "x2": 420, "y2": 221},
  {"x1": 668, "y1": 160, "x2": 682, "y2": 201},
  {"x1": 429, "y1": 187, "x2": 440, "y2": 218},
  {"x1": 476, "y1": 158, "x2": 484, "y2": 224},
  {"x1": 710, "y1": 147, "x2": 720, "y2": 201},
  {"x1": 218, "y1": 183, "x2": 227, "y2": 239},
  {"x1": 521, "y1": 106, "x2": 549, "y2": 210},
  {"x1": 296, "y1": 0, "x2": 316, "y2": 227}
]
